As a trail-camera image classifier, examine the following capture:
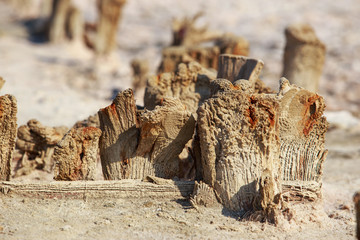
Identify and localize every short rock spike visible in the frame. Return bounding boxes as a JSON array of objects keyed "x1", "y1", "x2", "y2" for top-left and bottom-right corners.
[
  {"x1": 99, "y1": 89, "x2": 195, "y2": 180},
  {"x1": 0, "y1": 95, "x2": 17, "y2": 181}
]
